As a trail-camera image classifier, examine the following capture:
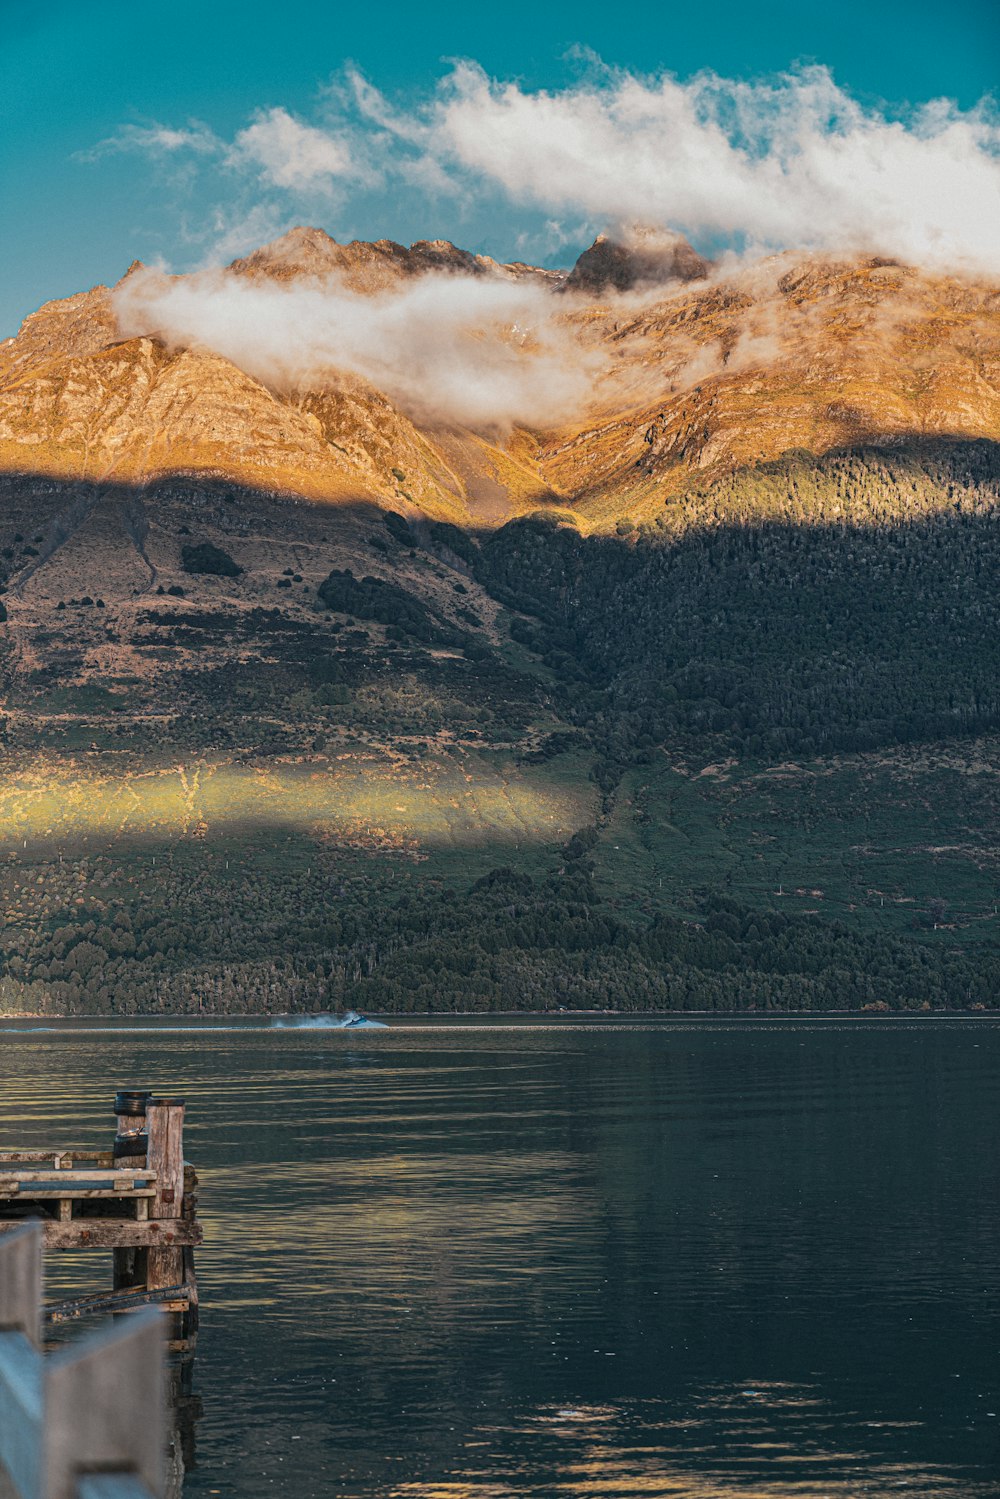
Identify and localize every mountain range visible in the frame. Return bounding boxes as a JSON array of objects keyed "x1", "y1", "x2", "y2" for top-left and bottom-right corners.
[
  {"x1": 0, "y1": 228, "x2": 997, "y2": 1016},
  {"x1": 3, "y1": 226, "x2": 998, "y2": 525}
]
